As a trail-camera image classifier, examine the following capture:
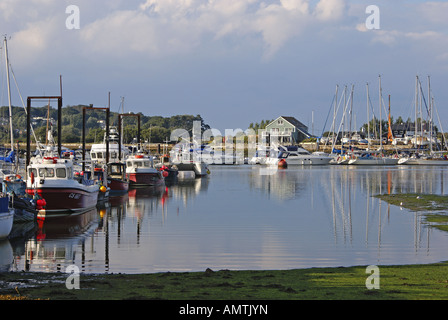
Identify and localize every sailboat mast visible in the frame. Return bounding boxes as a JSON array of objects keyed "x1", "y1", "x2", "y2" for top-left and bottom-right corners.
[
  {"x1": 415, "y1": 76, "x2": 418, "y2": 145},
  {"x1": 379, "y1": 75, "x2": 382, "y2": 151},
  {"x1": 428, "y1": 75, "x2": 432, "y2": 153},
  {"x1": 366, "y1": 83, "x2": 370, "y2": 149},
  {"x1": 4, "y1": 37, "x2": 14, "y2": 159}
]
